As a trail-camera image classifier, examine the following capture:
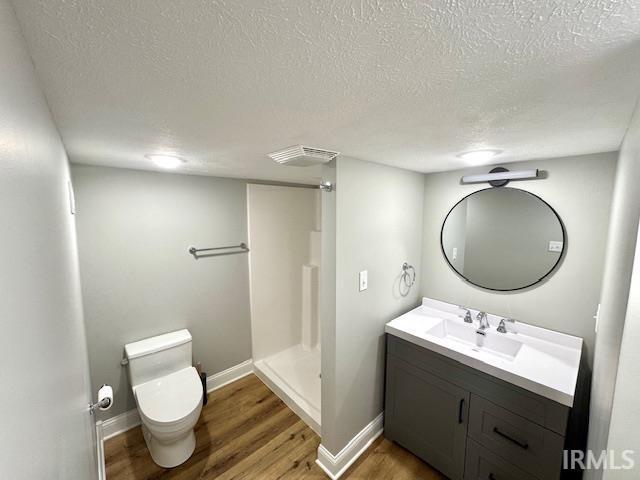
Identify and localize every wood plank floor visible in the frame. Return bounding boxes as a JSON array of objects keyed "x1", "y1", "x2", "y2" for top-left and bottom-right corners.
[{"x1": 105, "y1": 374, "x2": 444, "y2": 479}]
